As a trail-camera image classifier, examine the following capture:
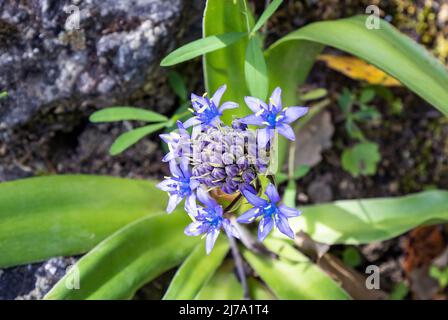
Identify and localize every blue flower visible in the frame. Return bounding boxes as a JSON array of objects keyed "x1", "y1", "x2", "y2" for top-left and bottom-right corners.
[
  {"x1": 184, "y1": 188, "x2": 239, "y2": 254},
  {"x1": 237, "y1": 183, "x2": 301, "y2": 241},
  {"x1": 240, "y1": 87, "x2": 308, "y2": 147},
  {"x1": 159, "y1": 121, "x2": 190, "y2": 162},
  {"x1": 157, "y1": 160, "x2": 200, "y2": 213},
  {"x1": 183, "y1": 84, "x2": 238, "y2": 129}
]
